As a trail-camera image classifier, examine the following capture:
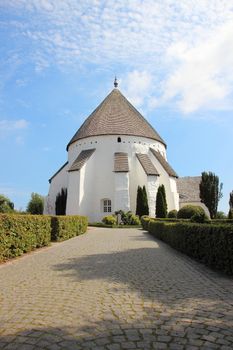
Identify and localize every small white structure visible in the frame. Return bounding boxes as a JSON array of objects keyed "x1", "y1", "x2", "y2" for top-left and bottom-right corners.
[{"x1": 45, "y1": 80, "x2": 204, "y2": 221}]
